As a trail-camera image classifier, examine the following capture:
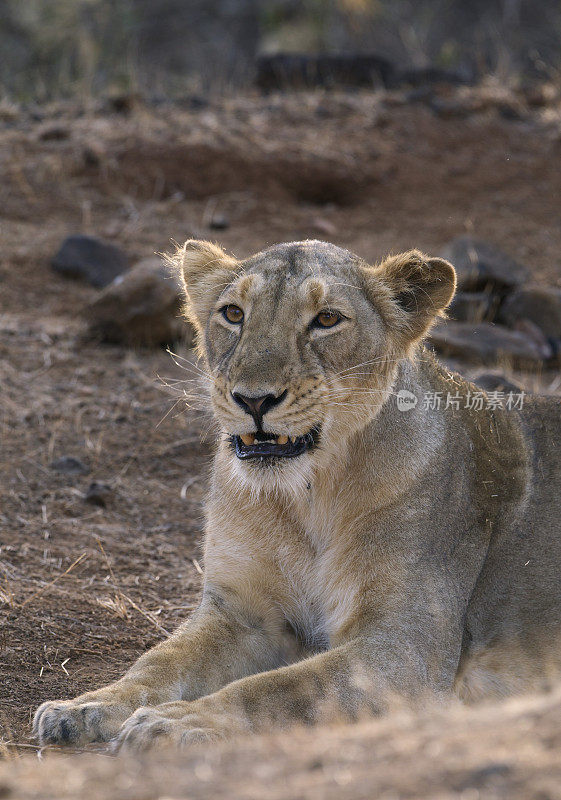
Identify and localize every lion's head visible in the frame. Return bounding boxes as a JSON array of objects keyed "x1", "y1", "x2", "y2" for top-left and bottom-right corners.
[{"x1": 173, "y1": 239, "x2": 455, "y2": 495}]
